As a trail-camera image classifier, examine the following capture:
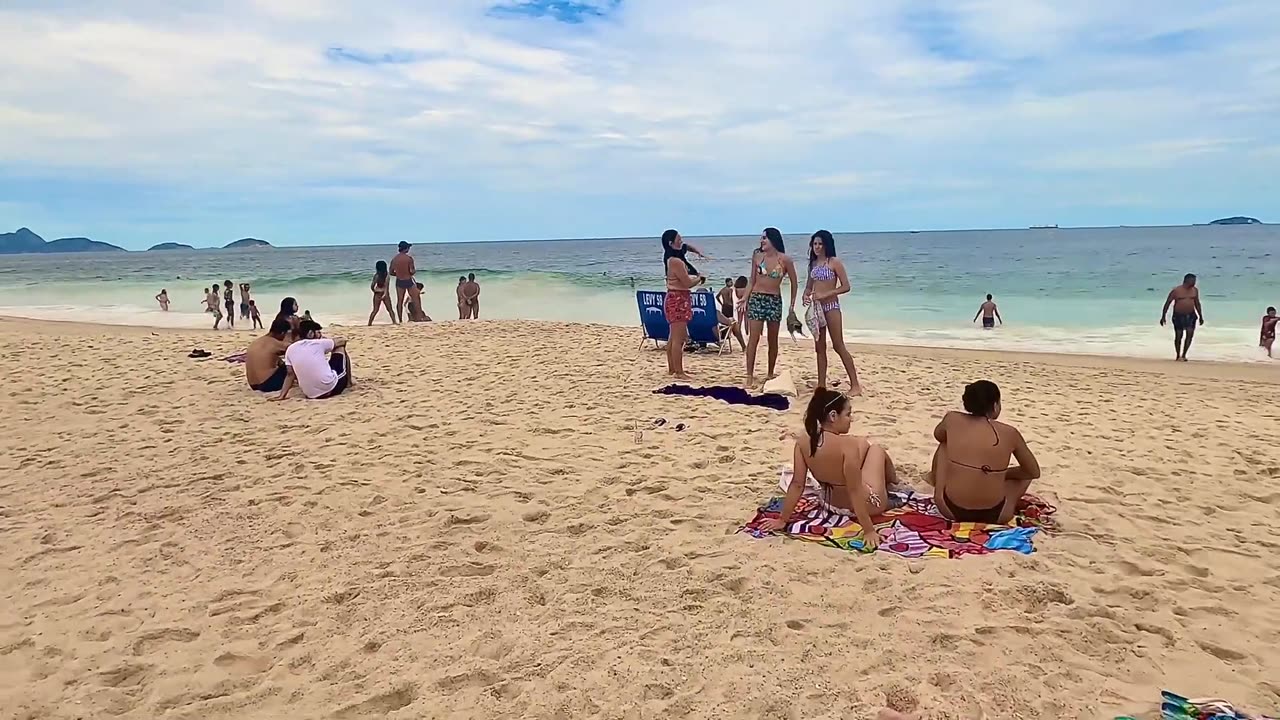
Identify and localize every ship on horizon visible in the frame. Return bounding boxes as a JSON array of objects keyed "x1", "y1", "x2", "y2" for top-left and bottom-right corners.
[{"x1": 1029, "y1": 224, "x2": 1058, "y2": 229}]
